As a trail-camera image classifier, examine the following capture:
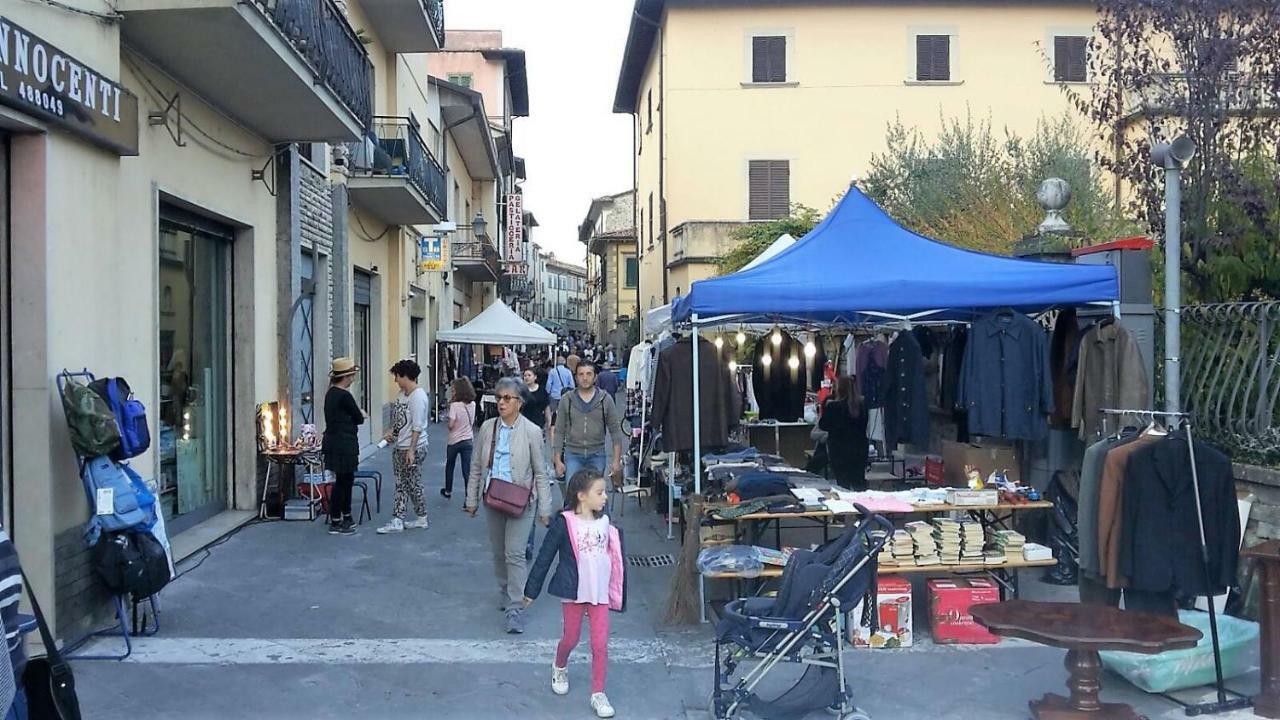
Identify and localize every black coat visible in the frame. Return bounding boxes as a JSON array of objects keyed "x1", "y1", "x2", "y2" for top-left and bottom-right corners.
[
  {"x1": 818, "y1": 399, "x2": 869, "y2": 488},
  {"x1": 321, "y1": 385, "x2": 364, "y2": 474},
  {"x1": 524, "y1": 512, "x2": 628, "y2": 610},
  {"x1": 1119, "y1": 436, "x2": 1240, "y2": 596},
  {"x1": 752, "y1": 331, "x2": 806, "y2": 422},
  {"x1": 651, "y1": 337, "x2": 740, "y2": 452},
  {"x1": 881, "y1": 331, "x2": 929, "y2": 447},
  {"x1": 959, "y1": 310, "x2": 1053, "y2": 441}
]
